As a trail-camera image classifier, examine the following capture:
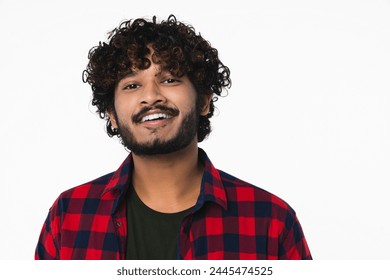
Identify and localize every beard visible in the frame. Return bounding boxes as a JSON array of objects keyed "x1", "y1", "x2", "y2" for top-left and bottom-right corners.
[{"x1": 115, "y1": 106, "x2": 199, "y2": 156}]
